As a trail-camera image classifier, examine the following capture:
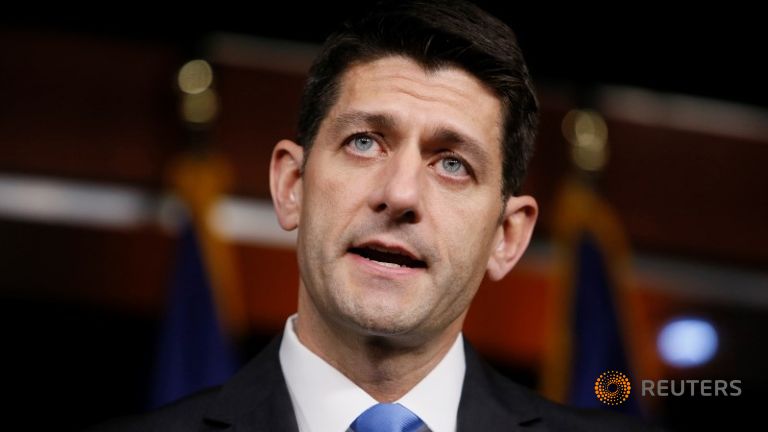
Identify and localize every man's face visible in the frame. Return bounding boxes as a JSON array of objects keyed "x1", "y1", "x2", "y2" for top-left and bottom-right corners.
[{"x1": 290, "y1": 56, "x2": 517, "y2": 342}]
